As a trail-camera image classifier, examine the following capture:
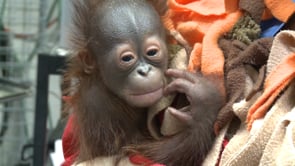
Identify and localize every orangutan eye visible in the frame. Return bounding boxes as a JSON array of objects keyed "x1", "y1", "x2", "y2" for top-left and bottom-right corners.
[
  {"x1": 146, "y1": 48, "x2": 158, "y2": 56},
  {"x1": 121, "y1": 54, "x2": 135, "y2": 62}
]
